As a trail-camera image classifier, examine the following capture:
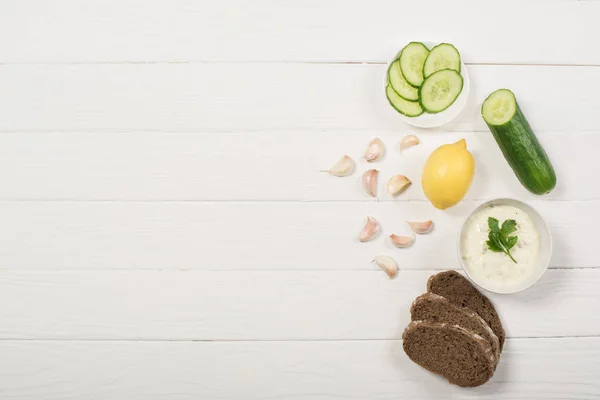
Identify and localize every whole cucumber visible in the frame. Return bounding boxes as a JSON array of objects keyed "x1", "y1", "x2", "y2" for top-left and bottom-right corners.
[{"x1": 481, "y1": 89, "x2": 556, "y2": 195}]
